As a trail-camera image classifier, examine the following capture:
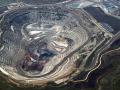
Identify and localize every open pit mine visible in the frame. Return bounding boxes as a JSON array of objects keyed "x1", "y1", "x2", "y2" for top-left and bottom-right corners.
[{"x1": 0, "y1": 0, "x2": 113, "y2": 87}]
